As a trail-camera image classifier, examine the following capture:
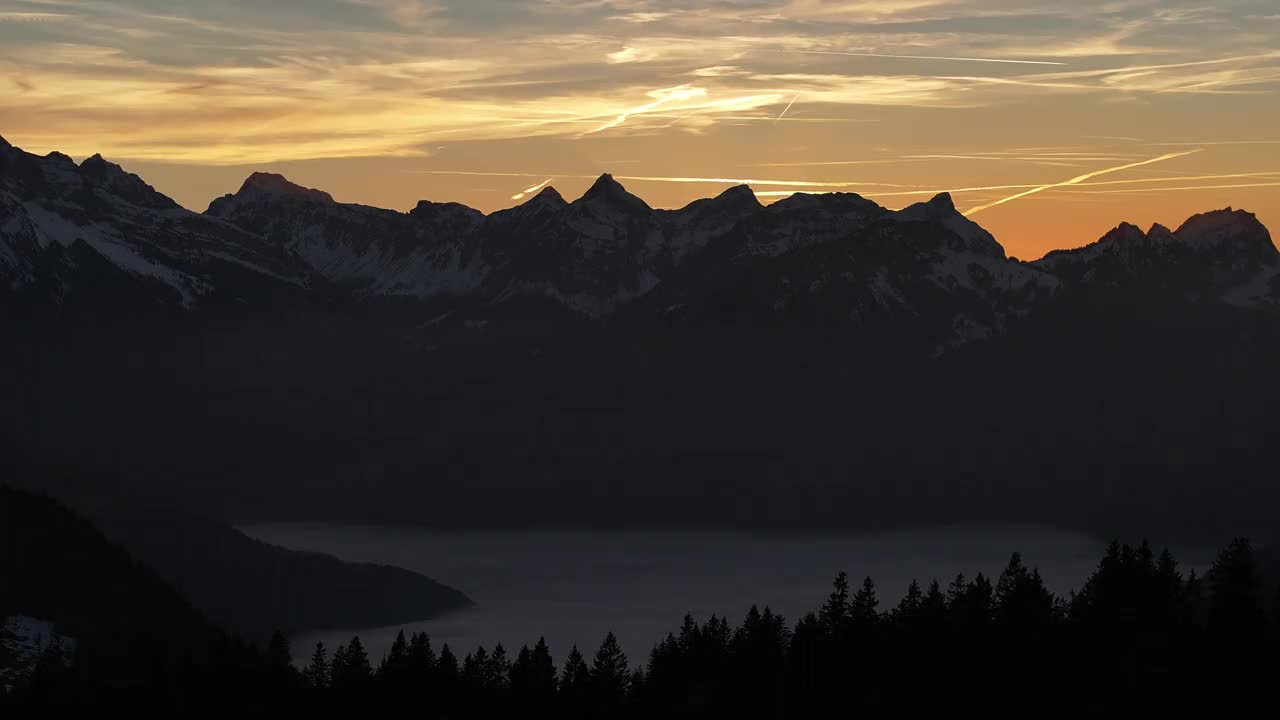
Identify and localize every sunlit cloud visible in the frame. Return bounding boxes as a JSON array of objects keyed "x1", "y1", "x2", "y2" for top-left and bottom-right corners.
[
  {"x1": 0, "y1": 0, "x2": 1276, "y2": 259},
  {"x1": 511, "y1": 178, "x2": 554, "y2": 200},
  {"x1": 0, "y1": 12, "x2": 70, "y2": 22}
]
